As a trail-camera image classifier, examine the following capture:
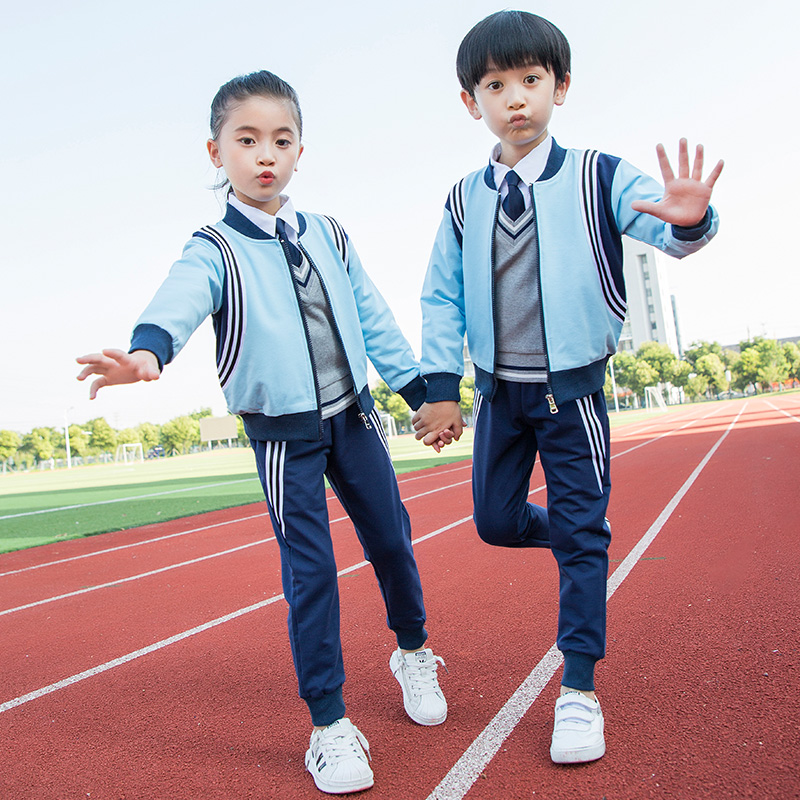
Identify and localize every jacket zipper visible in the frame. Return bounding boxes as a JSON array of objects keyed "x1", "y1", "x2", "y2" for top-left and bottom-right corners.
[
  {"x1": 296, "y1": 241, "x2": 372, "y2": 430},
  {"x1": 276, "y1": 234, "x2": 325, "y2": 439},
  {"x1": 490, "y1": 195, "x2": 500, "y2": 387},
  {"x1": 529, "y1": 184, "x2": 558, "y2": 414}
]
